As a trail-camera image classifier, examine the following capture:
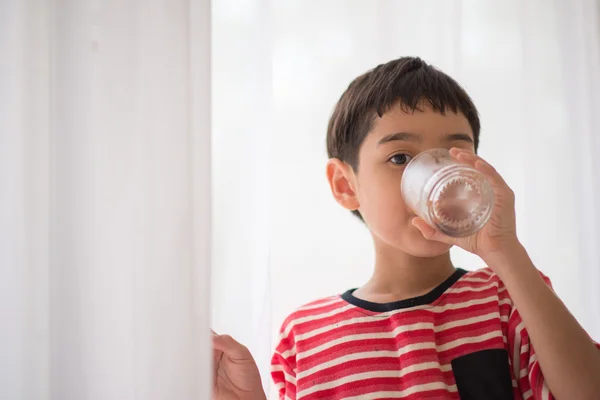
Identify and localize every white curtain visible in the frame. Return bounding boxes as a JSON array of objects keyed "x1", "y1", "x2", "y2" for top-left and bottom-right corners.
[
  {"x1": 0, "y1": 1, "x2": 211, "y2": 399},
  {"x1": 210, "y1": 1, "x2": 600, "y2": 398}
]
